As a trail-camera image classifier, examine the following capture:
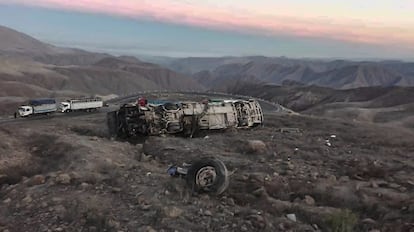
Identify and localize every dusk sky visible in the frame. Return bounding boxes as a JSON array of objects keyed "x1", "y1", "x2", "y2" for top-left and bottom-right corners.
[{"x1": 0, "y1": 0, "x2": 413, "y2": 59}]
